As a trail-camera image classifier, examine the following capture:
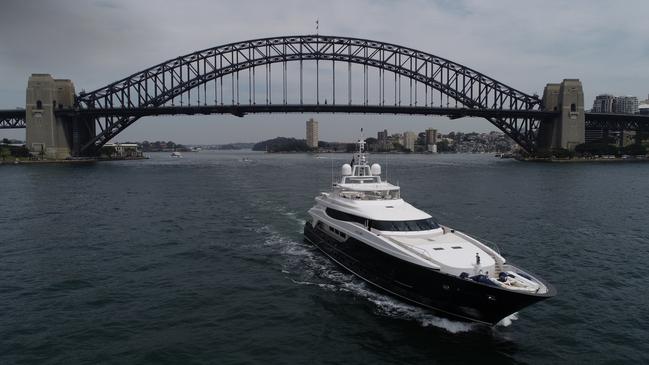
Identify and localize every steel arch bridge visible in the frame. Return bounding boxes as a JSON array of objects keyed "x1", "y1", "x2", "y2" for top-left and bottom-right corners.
[{"x1": 71, "y1": 35, "x2": 544, "y2": 155}]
